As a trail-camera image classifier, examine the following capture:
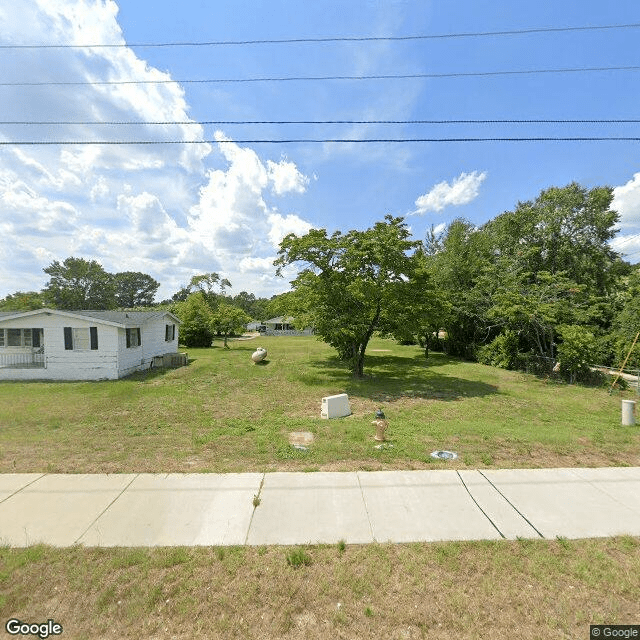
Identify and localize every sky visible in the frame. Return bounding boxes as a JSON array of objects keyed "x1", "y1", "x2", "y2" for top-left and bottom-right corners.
[{"x1": 1, "y1": 0, "x2": 640, "y2": 302}]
